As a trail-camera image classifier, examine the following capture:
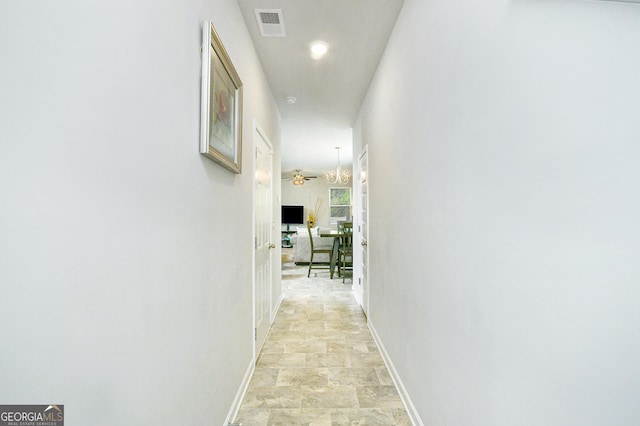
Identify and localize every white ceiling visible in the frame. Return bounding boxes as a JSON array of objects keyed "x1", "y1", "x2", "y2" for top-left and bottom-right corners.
[{"x1": 236, "y1": 0, "x2": 405, "y2": 177}]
